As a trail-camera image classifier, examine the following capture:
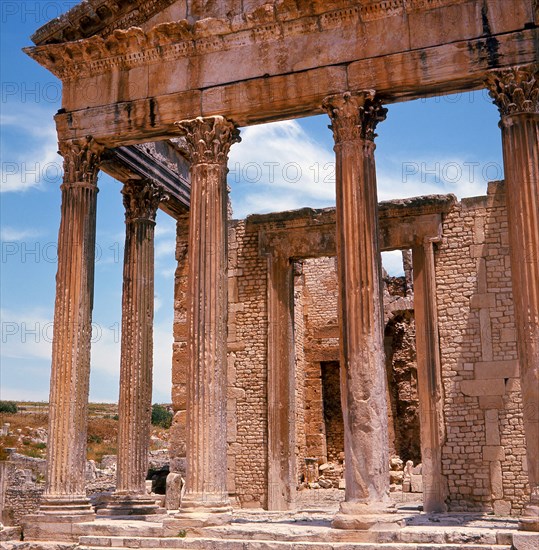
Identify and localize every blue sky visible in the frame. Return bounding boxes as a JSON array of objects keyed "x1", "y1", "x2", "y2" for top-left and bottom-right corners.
[{"x1": 0, "y1": 2, "x2": 504, "y2": 403}]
